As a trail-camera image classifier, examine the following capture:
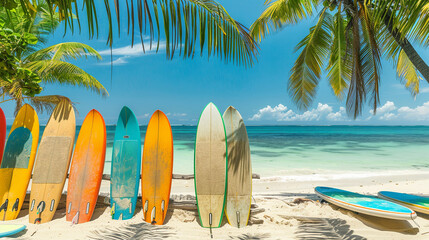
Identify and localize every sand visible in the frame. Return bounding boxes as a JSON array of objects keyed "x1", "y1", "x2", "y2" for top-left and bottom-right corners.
[{"x1": 3, "y1": 172, "x2": 429, "y2": 240}]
